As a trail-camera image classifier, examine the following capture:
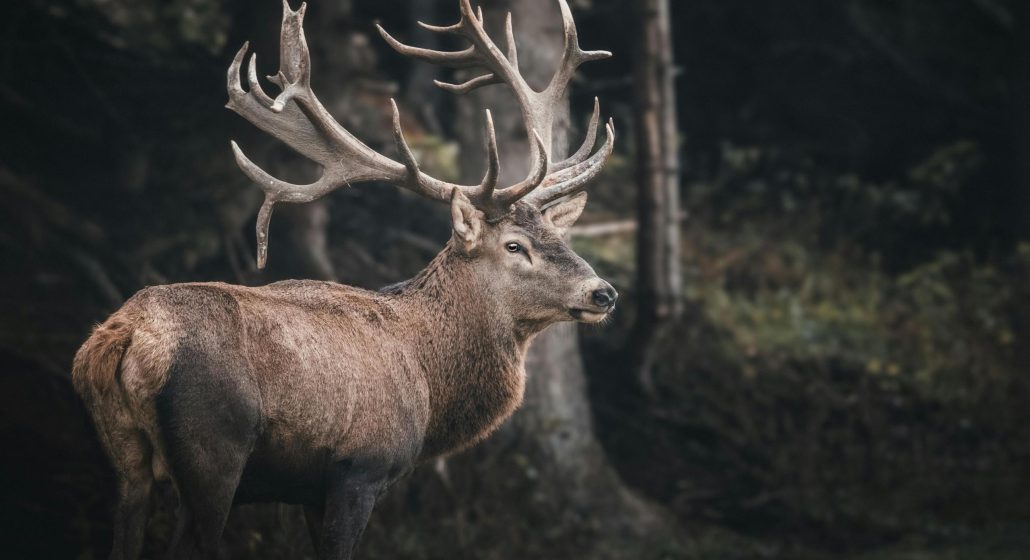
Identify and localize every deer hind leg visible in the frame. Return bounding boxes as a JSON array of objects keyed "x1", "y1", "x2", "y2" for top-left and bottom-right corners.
[
  {"x1": 105, "y1": 428, "x2": 154, "y2": 560},
  {"x1": 156, "y1": 353, "x2": 261, "y2": 559}
]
